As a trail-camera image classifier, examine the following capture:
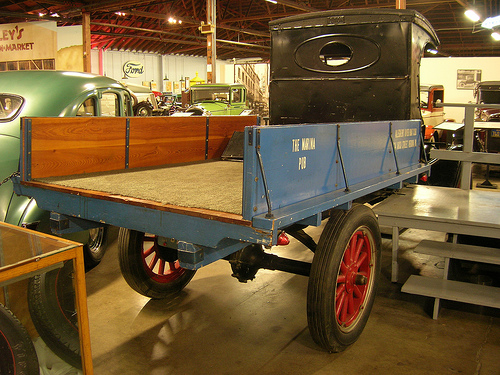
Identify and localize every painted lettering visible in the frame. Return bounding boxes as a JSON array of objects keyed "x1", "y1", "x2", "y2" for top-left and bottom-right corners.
[
  {"x1": 0, "y1": 26, "x2": 25, "y2": 41},
  {"x1": 292, "y1": 138, "x2": 300, "y2": 152},
  {"x1": 124, "y1": 65, "x2": 143, "y2": 75},
  {"x1": 123, "y1": 61, "x2": 144, "y2": 77},
  {"x1": 0, "y1": 42, "x2": 34, "y2": 52},
  {"x1": 395, "y1": 128, "x2": 417, "y2": 138},
  {"x1": 298, "y1": 156, "x2": 307, "y2": 170},
  {"x1": 301, "y1": 137, "x2": 316, "y2": 151},
  {"x1": 16, "y1": 25, "x2": 24, "y2": 39},
  {"x1": 395, "y1": 139, "x2": 419, "y2": 150}
]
